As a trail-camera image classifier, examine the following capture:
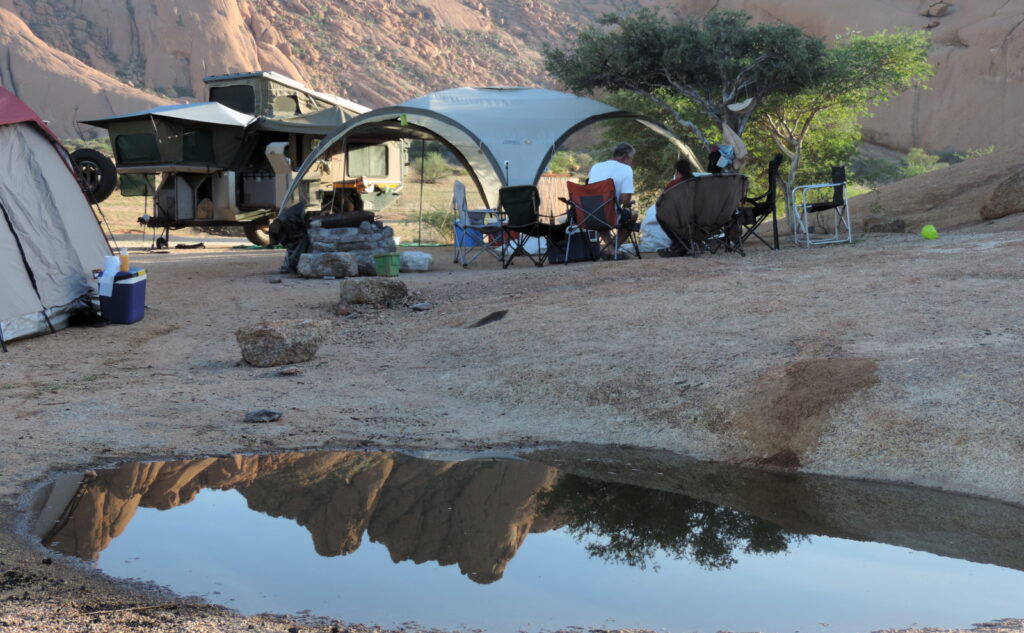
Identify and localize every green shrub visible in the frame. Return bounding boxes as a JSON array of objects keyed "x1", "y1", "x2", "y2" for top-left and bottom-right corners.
[
  {"x1": 420, "y1": 207, "x2": 454, "y2": 243},
  {"x1": 900, "y1": 147, "x2": 948, "y2": 178},
  {"x1": 414, "y1": 152, "x2": 451, "y2": 184}
]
